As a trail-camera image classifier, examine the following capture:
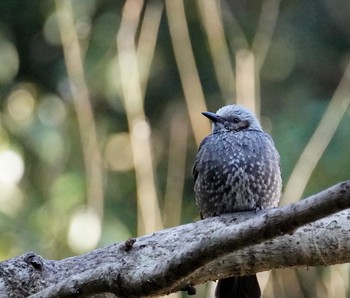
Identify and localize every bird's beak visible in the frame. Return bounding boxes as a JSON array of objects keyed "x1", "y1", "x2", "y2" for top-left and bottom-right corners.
[{"x1": 201, "y1": 112, "x2": 225, "y2": 124}]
